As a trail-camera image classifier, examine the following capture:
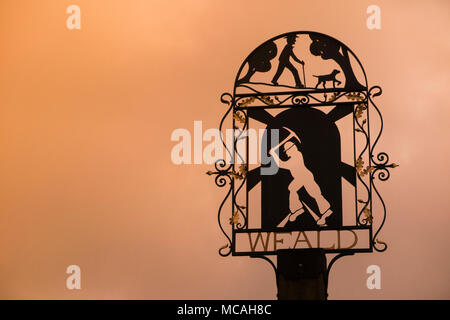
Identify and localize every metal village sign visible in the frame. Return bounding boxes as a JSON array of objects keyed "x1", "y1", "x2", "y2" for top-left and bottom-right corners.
[{"x1": 207, "y1": 31, "x2": 397, "y2": 294}]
